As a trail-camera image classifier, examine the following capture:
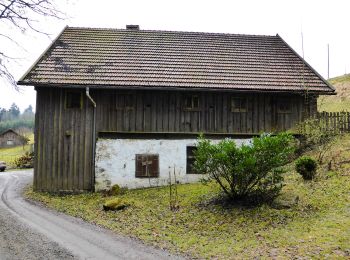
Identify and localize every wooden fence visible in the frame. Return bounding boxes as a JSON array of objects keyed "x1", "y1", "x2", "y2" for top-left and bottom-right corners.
[{"x1": 315, "y1": 111, "x2": 350, "y2": 133}]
